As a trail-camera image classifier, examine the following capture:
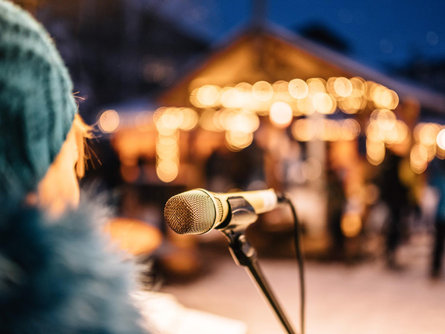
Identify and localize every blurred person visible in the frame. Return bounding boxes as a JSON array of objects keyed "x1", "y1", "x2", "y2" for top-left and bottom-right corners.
[
  {"x1": 377, "y1": 150, "x2": 410, "y2": 269},
  {"x1": 0, "y1": 1, "x2": 148, "y2": 332},
  {"x1": 326, "y1": 162, "x2": 347, "y2": 261},
  {"x1": 429, "y1": 159, "x2": 445, "y2": 278}
]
